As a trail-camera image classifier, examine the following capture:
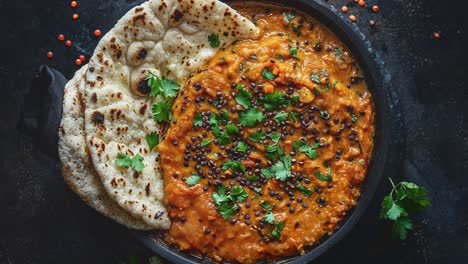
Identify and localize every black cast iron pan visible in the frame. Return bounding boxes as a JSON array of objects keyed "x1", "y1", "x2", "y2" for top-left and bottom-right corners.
[
  {"x1": 20, "y1": 0, "x2": 395, "y2": 263},
  {"x1": 133, "y1": 0, "x2": 394, "y2": 263}
]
